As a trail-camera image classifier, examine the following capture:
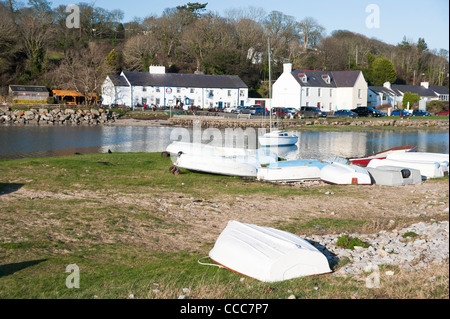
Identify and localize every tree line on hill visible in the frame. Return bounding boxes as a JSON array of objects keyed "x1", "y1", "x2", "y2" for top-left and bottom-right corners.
[{"x1": 0, "y1": 1, "x2": 448, "y2": 101}]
